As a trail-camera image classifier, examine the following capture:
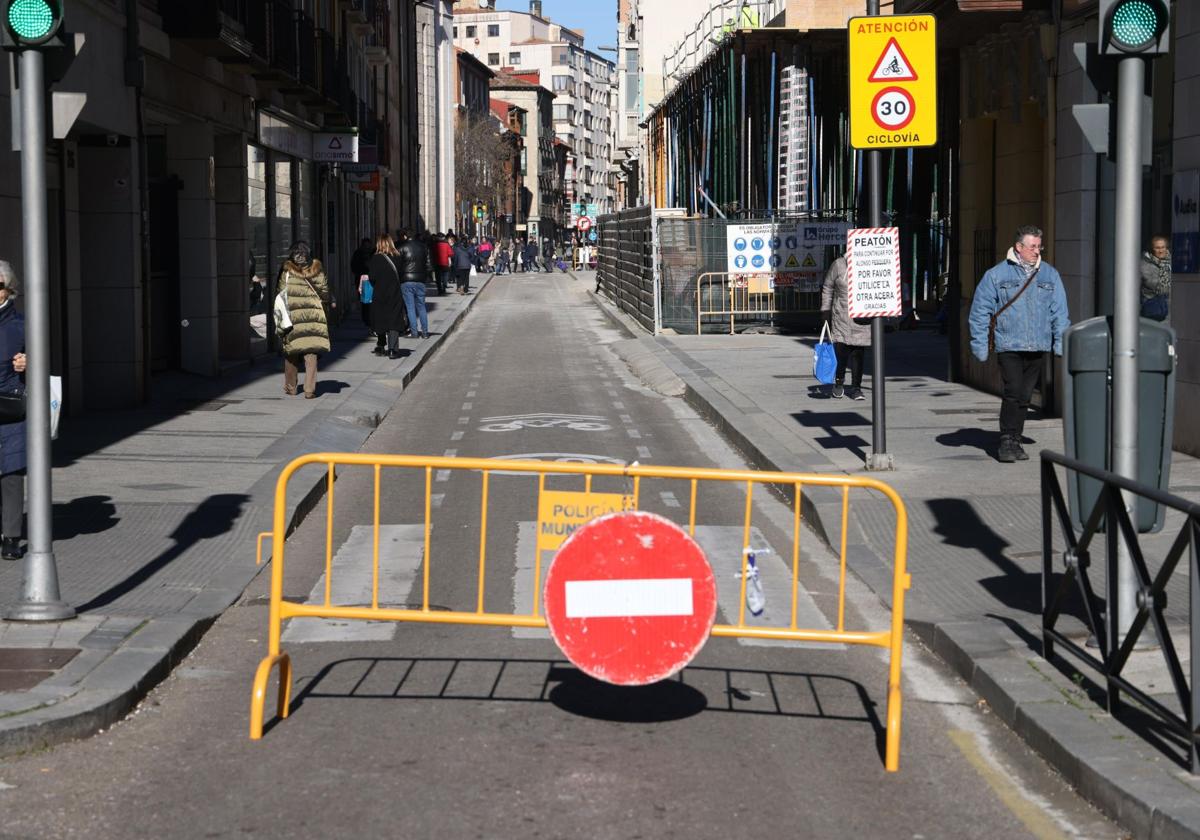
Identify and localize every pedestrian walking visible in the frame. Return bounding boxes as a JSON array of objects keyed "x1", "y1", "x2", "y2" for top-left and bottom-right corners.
[
  {"x1": 0, "y1": 261, "x2": 27, "y2": 561},
  {"x1": 496, "y1": 240, "x2": 511, "y2": 275},
  {"x1": 819, "y1": 255, "x2": 871, "y2": 400},
  {"x1": 396, "y1": 229, "x2": 432, "y2": 340},
  {"x1": 541, "y1": 238, "x2": 554, "y2": 273},
  {"x1": 1140, "y1": 235, "x2": 1171, "y2": 321},
  {"x1": 968, "y1": 225, "x2": 1070, "y2": 463},
  {"x1": 278, "y1": 241, "x2": 331, "y2": 399},
  {"x1": 450, "y1": 234, "x2": 473, "y2": 294},
  {"x1": 433, "y1": 233, "x2": 453, "y2": 295},
  {"x1": 478, "y1": 237, "x2": 493, "y2": 272},
  {"x1": 367, "y1": 233, "x2": 409, "y2": 358},
  {"x1": 351, "y1": 237, "x2": 374, "y2": 331}
]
